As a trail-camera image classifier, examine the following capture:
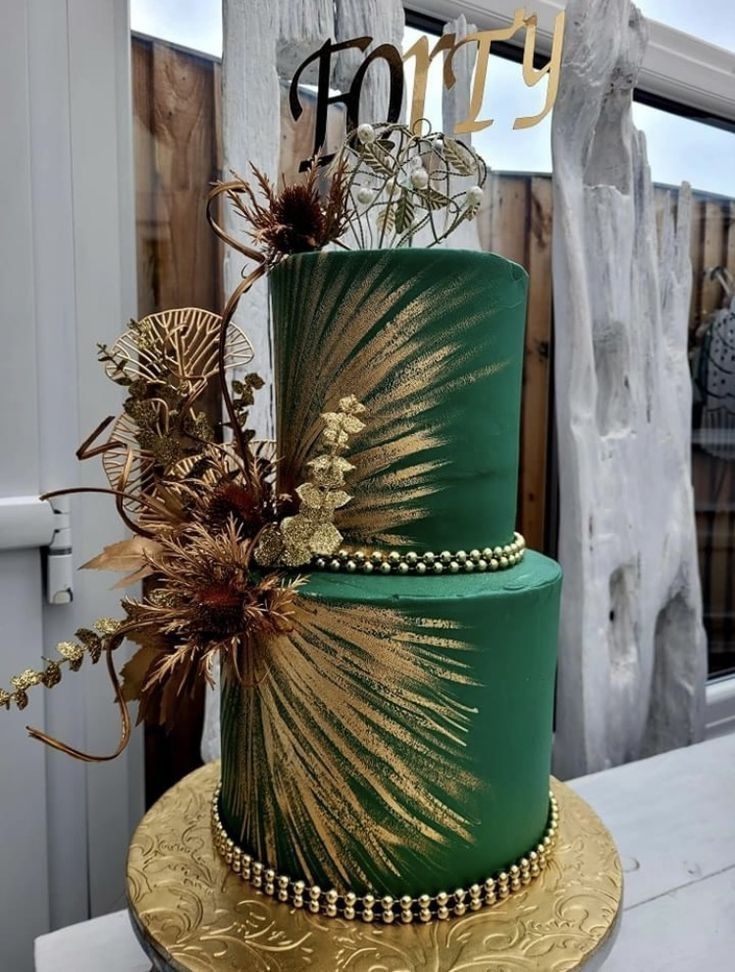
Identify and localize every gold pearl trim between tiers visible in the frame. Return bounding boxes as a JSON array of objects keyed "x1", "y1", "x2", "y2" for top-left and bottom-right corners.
[
  {"x1": 212, "y1": 784, "x2": 558, "y2": 924},
  {"x1": 311, "y1": 532, "x2": 526, "y2": 576}
]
